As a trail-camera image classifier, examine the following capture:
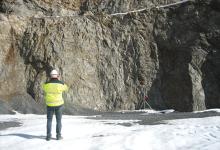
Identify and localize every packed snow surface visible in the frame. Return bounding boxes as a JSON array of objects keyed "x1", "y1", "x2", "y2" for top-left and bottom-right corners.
[{"x1": 0, "y1": 109, "x2": 220, "y2": 150}]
